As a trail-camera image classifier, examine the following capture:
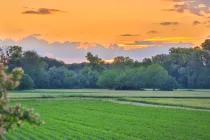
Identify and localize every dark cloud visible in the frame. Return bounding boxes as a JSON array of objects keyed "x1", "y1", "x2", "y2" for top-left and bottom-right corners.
[
  {"x1": 160, "y1": 22, "x2": 179, "y2": 25},
  {"x1": 164, "y1": 0, "x2": 210, "y2": 16},
  {"x1": 134, "y1": 41, "x2": 154, "y2": 45},
  {"x1": 163, "y1": 4, "x2": 187, "y2": 13},
  {"x1": 22, "y1": 8, "x2": 65, "y2": 15},
  {"x1": 0, "y1": 36, "x2": 193, "y2": 63},
  {"x1": 193, "y1": 20, "x2": 201, "y2": 25},
  {"x1": 120, "y1": 34, "x2": 140, "y2": 36},
  {"x1": 29, "y1": 34, "x2": 42, "y2": 37},
  {"x1": 192, "y1": 20, "x2": 210, "y2": 25},
  {"x1": 122, "y1": 41, "x2": 154, "y2": 45},
  {"x1": 147, "y1": 30, "x2": 158, "y2": 34}
]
